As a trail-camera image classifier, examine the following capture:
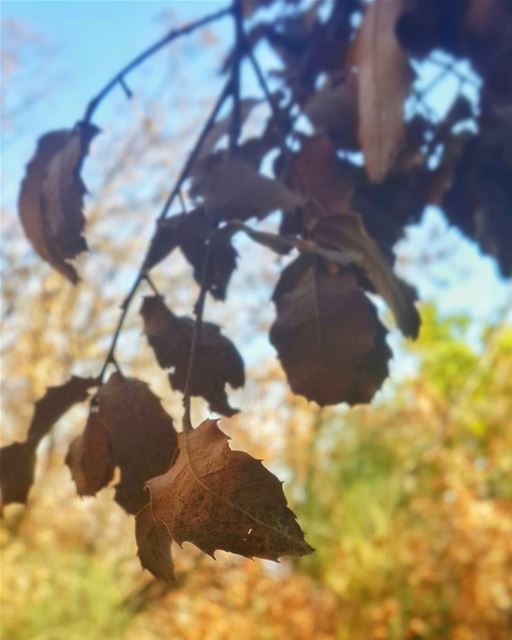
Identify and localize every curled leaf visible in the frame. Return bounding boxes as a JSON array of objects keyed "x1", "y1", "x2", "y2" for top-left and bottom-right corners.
[
  {"x1": 270, "y1": 259, "x2": 391, "y2": 406},
  {"x1": 66, "y1": 374, "x2": 177, "y2": 514},
  {"x1": 141, "y1": 296, "x2": 245, "y2": 417},
  {"x1": 314, "y1": 215, "x2": 420, "y2": 338},
  {"x1": 355, "y1": 0, "x2": 410, "y2": 182},
  {"x1": 147, "y1": 419, "x2": 313, "y2": 560},
  {"x1": 66, "y1": 412, "x2": 114, "y2": 497},
  {"x1": 0, "y1": 443, "x2": 36, "y2": 508},
  {"x1": 145, "y1": 209, "x2": 238, "y2": 300},
  {"x1": 191, "y1": 153, "x2": 302, "y2": 222},
  {"x1": 18, "y1": 123, "x2": 99, "y2": 283},
  {"x1": 135, "y1": 505, "x2": 174, "y2": 582},
  {"x1": 0, "y1": 375, "x2": 98, "y2": 507}
]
